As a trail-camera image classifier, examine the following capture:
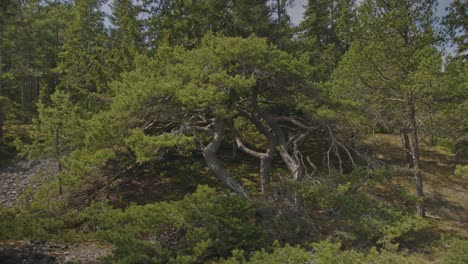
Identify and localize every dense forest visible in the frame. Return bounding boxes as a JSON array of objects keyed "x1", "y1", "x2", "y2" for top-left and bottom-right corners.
[{"x1": 0, "y1": 0, "x2": 467, "y2": 263}]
